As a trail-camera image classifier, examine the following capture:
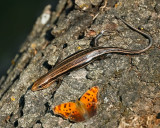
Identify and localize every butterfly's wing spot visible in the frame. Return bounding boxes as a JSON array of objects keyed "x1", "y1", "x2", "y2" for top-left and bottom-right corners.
[
  {"x1": 62, "y1": 103, "x2": 69, "y2": 112},
  {"x1": 65, "y1": 112, "x2": 70, "y2": 116},
  {"x1": 64, "y1": 103, "x2": 67, "y2": 108},
  {"x1": 57, "y1": 105, "x2": 61, "y2": 111},
  {"x1": 84, "y1": 96, "x2": 87, "y2": 99},
  {"x1": 87, "y1": 103, "x2": 91, "y2": 108},
  {"x1": 86, "y1": 92, "x2": 90, "y2": 96}
]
